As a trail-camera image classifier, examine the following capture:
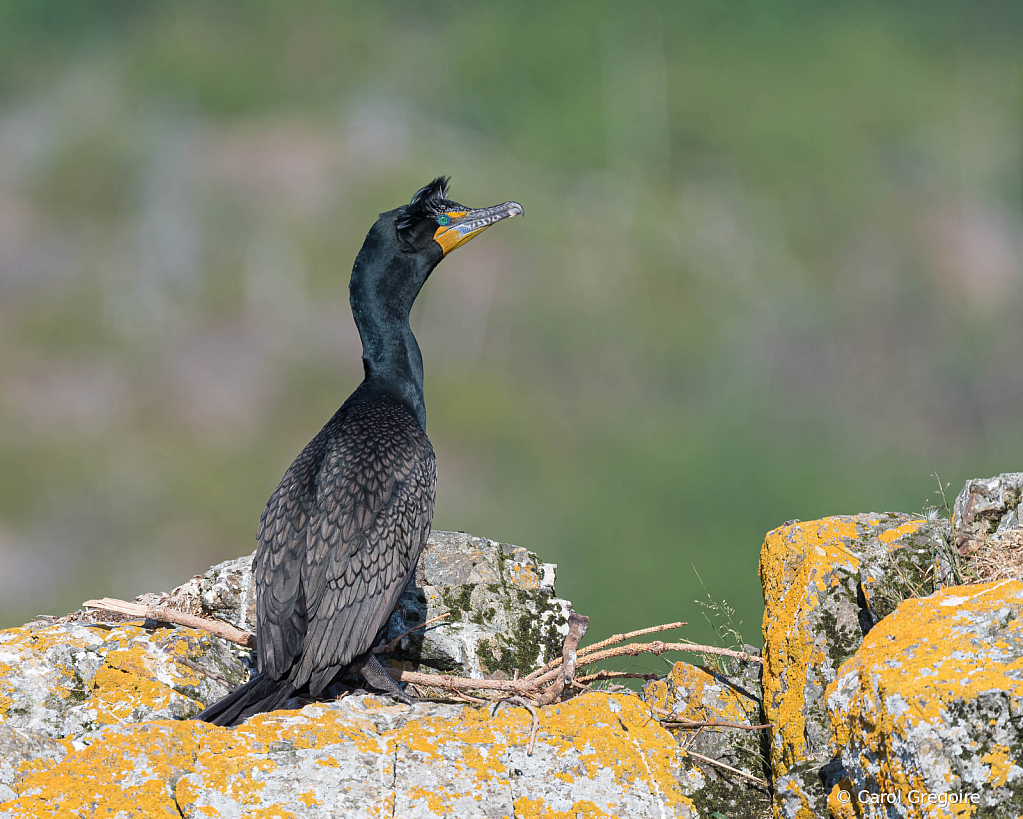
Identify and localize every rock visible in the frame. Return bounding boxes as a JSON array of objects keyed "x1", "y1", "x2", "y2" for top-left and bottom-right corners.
[
  {"x1": 388, "y1": 531, "x2": 573, "y2": 678},
  {"x1": 150, "y1": 530, "x2": 574, "y2": 680},
  {"x1": 0, "y1": 620, "x2": 248, "y2": 738},
  {"x1": 759, "y1": 514, "x2": 950, "y2": 819},
  {"x1": 0, "y1": 726, "x2": 69, "y2": 804},
  {"x1": 644, "y1": 658, "x2": 771, "y2": 818},
  {"x1": 951, "y1": 473, "x2": 1023, "y2": 584},
  {"x1": 952, "y1": 472, "x2": 1023, "y2": 554},
  {"x1": 826, "y1": 580, "x2": 1023, "y2": 817},
  {"x1": 0, "y1": 692, "x2": 701, "y2": 819}
]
